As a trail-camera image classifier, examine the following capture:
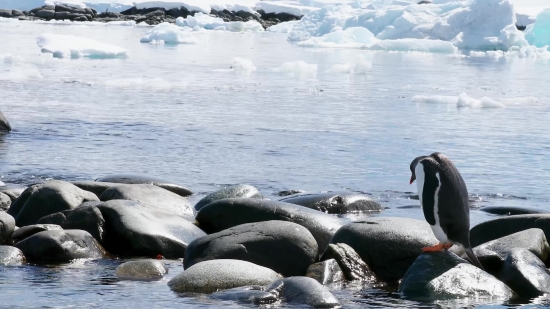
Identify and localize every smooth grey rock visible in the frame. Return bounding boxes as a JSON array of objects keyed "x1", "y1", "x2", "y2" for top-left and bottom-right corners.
[
  {"x1": 31, "y1": 5, "x2": 54, "y2": 13},
  {"x1": 306, "y1": 259, "x2": 345, "y2": 285},
  {"x1": 55, "y1": 4, "x2": 79, "y2": 12},
  {"x1": 15, "y1": 229, "x2": 107, "y2": 263},
  {"x1": 322, "y1": 243, "x2": 375, "y2": 281},
  {"x1": 37, "y1": 205, "x2": 105, "y2": 243},
  {"x1": 71, "y1": 181, "x2": 120, "y2": 198},
  {"x1": 10, "y1": 224, "x2": 62, "y2": 244},
  {"x1": 0, "y1": 187, "x2": 24, "y2": 202},
  {"x1": 0, "y1": 246, "x2": 25, "y2": 265},
  {"x1": 11, "y1": 9, "x2": 23, "y2": 16},
  {"x1": 265, "y1": 277, "x2": 341, "y2": 308},
  {"x1": 0, "y1": 192, "x2": 11, "y2": 211},
  {"x1": 95, "y1": 174, "x2": 193, "y2": 197},
  {"x1": 480, "y1": 206, "x2": 549, "y2": 216},
  {"x1": 280, "y1": 192, "x2": 383, "y2": 214},
  {"x1": 0, "y1": 212, "x2": 15, "y2": 244},
  {"x1": 500, "y1": 248, "x2": 550, "y2": 298},
  {"x1": 184, "y1": 220, "x2": 317, "y2": 277},
  {"x1": 209, "y1": 286, "x2": 277, "y2": 304},
  {"x1": 168, "y1": 259, "x2": 282, "y2": 293},
  {"x1": 398, "y1": 251, "x2": 514, "y2": 300},
  {"x1": 194, "y1": 184, "x2": 263, "y2": 211},
  {"x1": 35, "y1": 9, "x2": 55, "y2": 19},
  {"x1": 97, "y1": 200, "x2": 205, "y2": 258},
  {"x1": 8, "y1": 180, "x2": 99, "y2": 227},
  {"x1": 0, "y1": 9, "x2": 12, "y2": 18},
  {"x1": 470, "y1": 214, "x2": 550, "y2": 247},
  {"x1": 276, "y1": 190, "x2": 305, "y2": 197},
  {"x1": 0, "y1": 110, "x2": 11, "y2": 132},
  {"x1": 99, "y1": 184, "x2": 193, "y2": 219},
  {"x1": 196, "y1": 198, "x2": 347, "y2": 253},
  {"x1": 116, "y1": 259, "x2": 168, "y2": 281}
]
